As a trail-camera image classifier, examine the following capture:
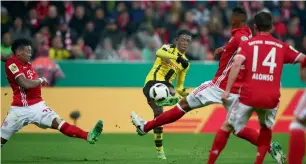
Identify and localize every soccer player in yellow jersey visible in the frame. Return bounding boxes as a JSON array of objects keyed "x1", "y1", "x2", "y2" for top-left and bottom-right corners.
[{"x1": 142, "y1": 30, "x2": 192, "y2": 159}]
